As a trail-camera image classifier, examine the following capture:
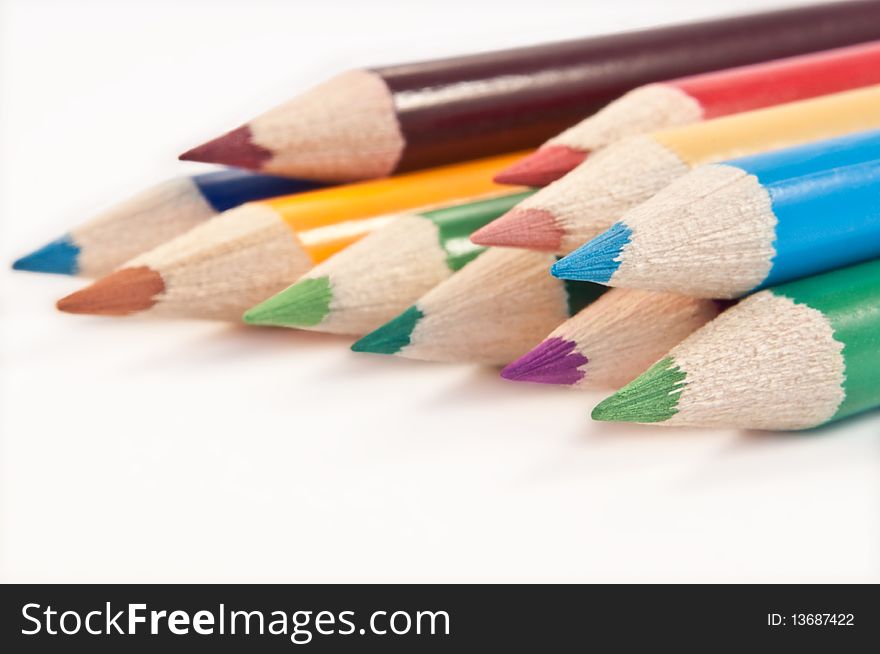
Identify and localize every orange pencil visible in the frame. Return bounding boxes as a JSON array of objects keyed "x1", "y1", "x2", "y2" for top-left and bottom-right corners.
[{"x1": 57, "y1": 153, "x2": 523, "y2": 321}]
